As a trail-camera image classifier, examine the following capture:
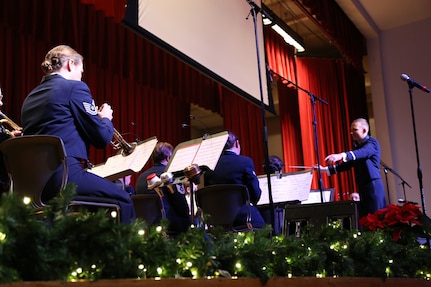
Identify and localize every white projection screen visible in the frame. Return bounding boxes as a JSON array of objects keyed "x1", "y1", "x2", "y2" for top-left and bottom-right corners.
[{"x1": 123, "y1": 0, "x2": 272, "y2": 108}]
